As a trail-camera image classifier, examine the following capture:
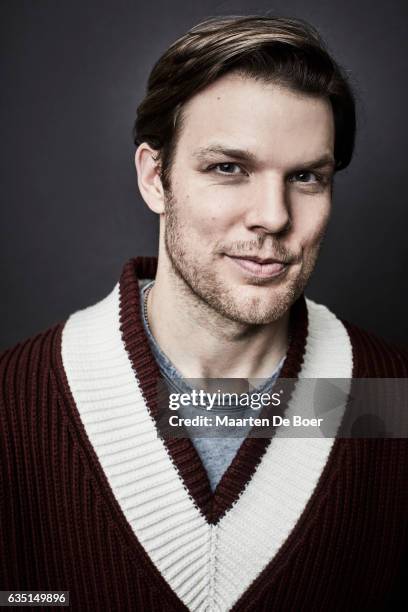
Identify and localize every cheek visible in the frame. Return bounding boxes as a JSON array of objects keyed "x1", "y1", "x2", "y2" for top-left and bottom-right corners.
[
  {"x1": 179, "y1": 188, "x2": 236, "y2": 234},
  {"x1": 293, "y1": 198, "x2": 331, "y2": 248}
]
